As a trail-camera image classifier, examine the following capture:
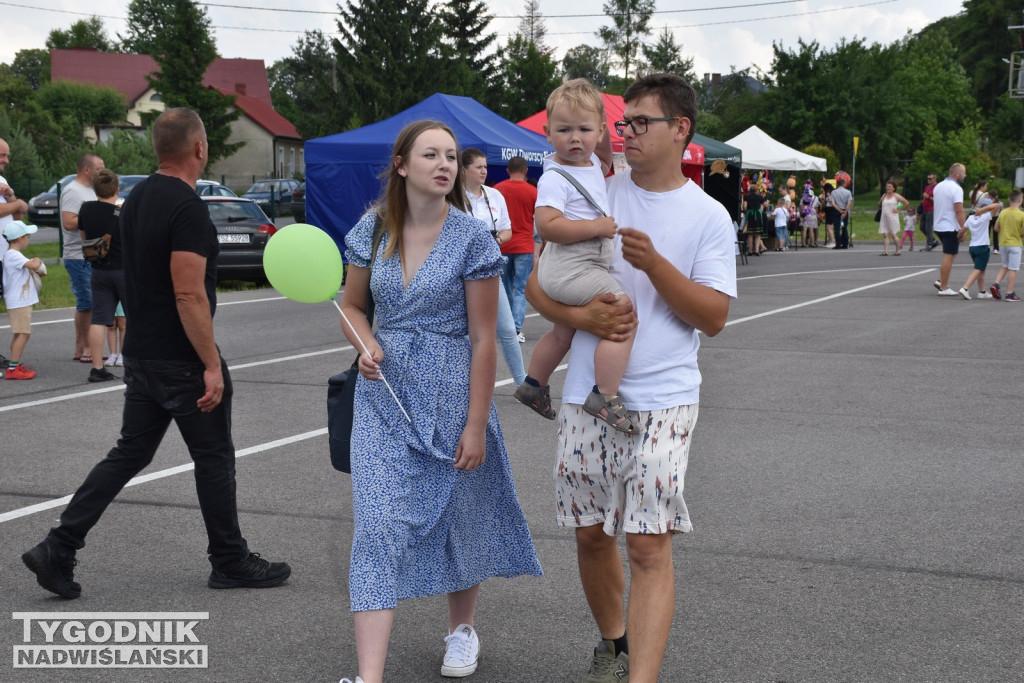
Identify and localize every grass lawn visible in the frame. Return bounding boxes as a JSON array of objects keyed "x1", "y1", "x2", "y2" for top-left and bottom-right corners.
[{"x1": 1, "y1": 242, "x2": 272, "y2": 313}]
